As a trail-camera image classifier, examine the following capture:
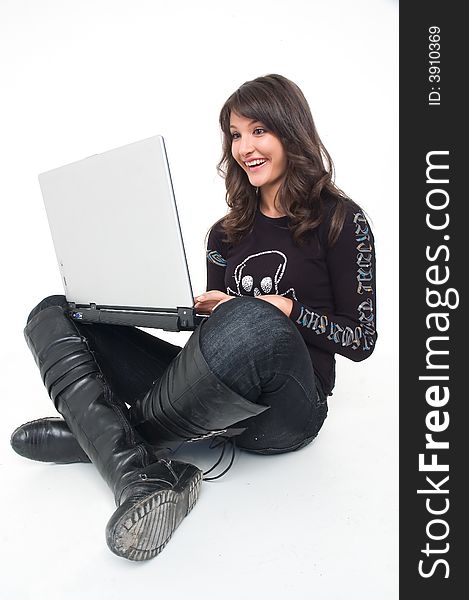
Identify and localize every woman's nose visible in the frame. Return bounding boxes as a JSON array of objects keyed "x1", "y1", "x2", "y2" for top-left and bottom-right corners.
[{"x1": 239, "y1": 135, "x2": 254, "y2": 158}]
